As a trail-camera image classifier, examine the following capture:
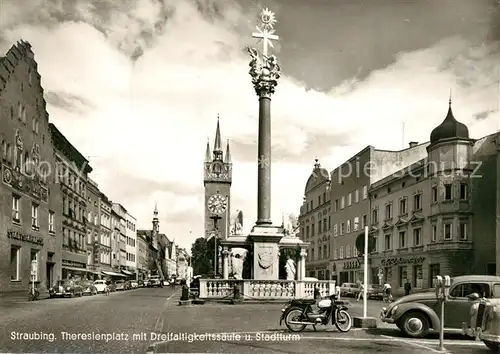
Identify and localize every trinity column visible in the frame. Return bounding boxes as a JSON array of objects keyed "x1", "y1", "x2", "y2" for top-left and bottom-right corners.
[{"x1": 246, "y1": 8, "x2": 284, "y2": 280}]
